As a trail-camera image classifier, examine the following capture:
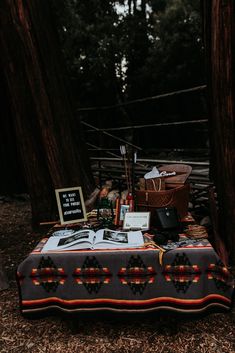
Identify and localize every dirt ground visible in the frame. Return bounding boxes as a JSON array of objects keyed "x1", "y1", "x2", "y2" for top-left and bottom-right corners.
[{"x1": 0, "y1": 198, "x2": 235, "y2": 353}]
